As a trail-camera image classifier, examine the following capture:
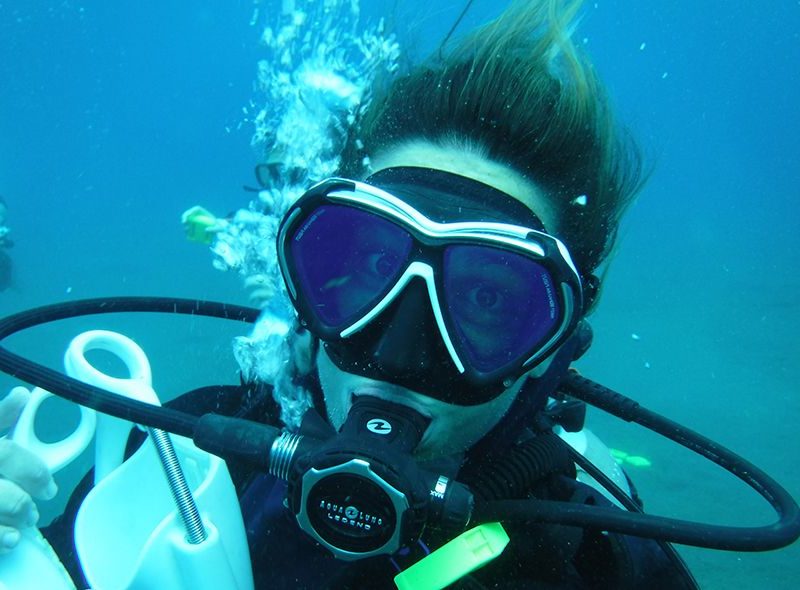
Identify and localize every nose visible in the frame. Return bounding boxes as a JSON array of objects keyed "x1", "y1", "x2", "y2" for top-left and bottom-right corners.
[{"x1": 364, "y1": 277, "x2": 452, "y2": 379}]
